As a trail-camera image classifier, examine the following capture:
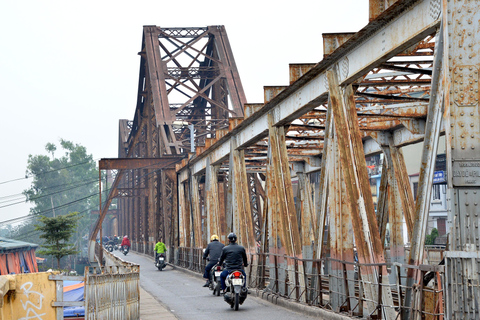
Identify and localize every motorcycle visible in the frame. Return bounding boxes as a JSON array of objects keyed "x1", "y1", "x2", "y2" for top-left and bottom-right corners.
[
  {"x1": 223, "y1": 270, "x2": 248, "y2": 310},
  {"x1": 209, "y1": 263, "x2": 223, "y2": 296},
  {"x1": 104, "y1": 242, "x2": 114, "y2": 252},
  {"x1": 122, "y1": 245, "x2": 129, "y2": 256},
  {"x1": 155, "y1": 253, "x2": 166, "y2": 271}
]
